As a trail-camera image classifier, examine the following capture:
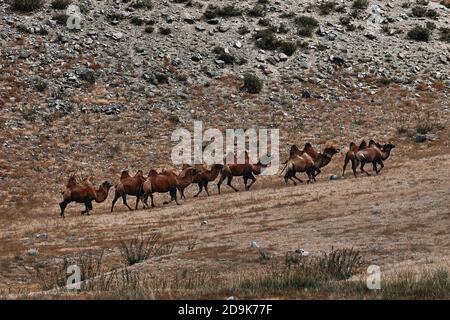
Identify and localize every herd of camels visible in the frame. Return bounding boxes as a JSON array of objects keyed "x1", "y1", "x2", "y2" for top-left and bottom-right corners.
[{"x1": 59, "y1": 139, "x2": 395, "y2": 218}]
